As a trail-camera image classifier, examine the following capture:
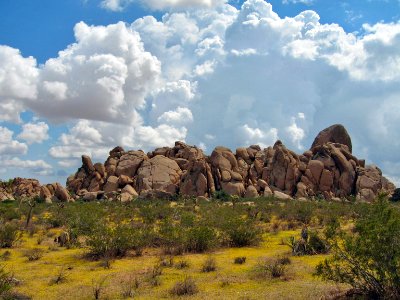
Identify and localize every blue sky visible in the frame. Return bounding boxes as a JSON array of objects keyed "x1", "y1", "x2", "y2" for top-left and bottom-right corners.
[{"x1": 0, "y1": 0, "x2": 400, "y2": 186}]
